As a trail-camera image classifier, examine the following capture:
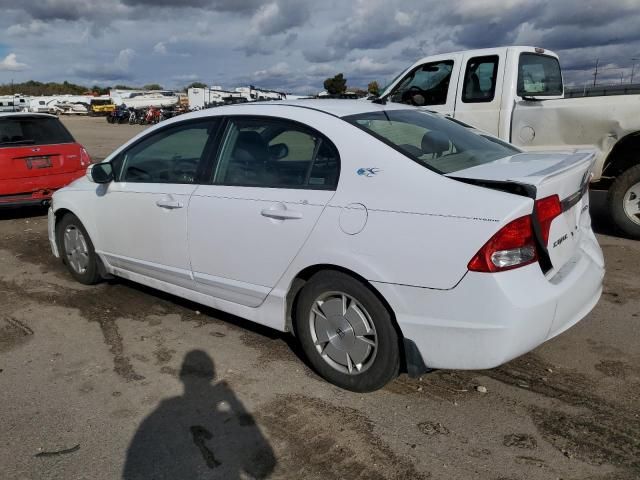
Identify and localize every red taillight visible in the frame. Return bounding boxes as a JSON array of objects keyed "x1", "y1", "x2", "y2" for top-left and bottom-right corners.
[
  {"x1": 535, "y1": 195, "x2": 562, "y2": 245},
  {"x1": 80, "y1": 146, "x2": 91, "y2": 167},
  {"x1": 468, "y1": 216, "x2": 538, "y2": 273}
]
